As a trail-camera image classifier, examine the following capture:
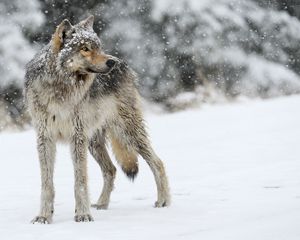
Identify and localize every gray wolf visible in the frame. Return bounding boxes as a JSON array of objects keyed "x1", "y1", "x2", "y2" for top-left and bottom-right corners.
[{"x1": 24, "y1": 16, "x2": 170, "y2": 224}]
